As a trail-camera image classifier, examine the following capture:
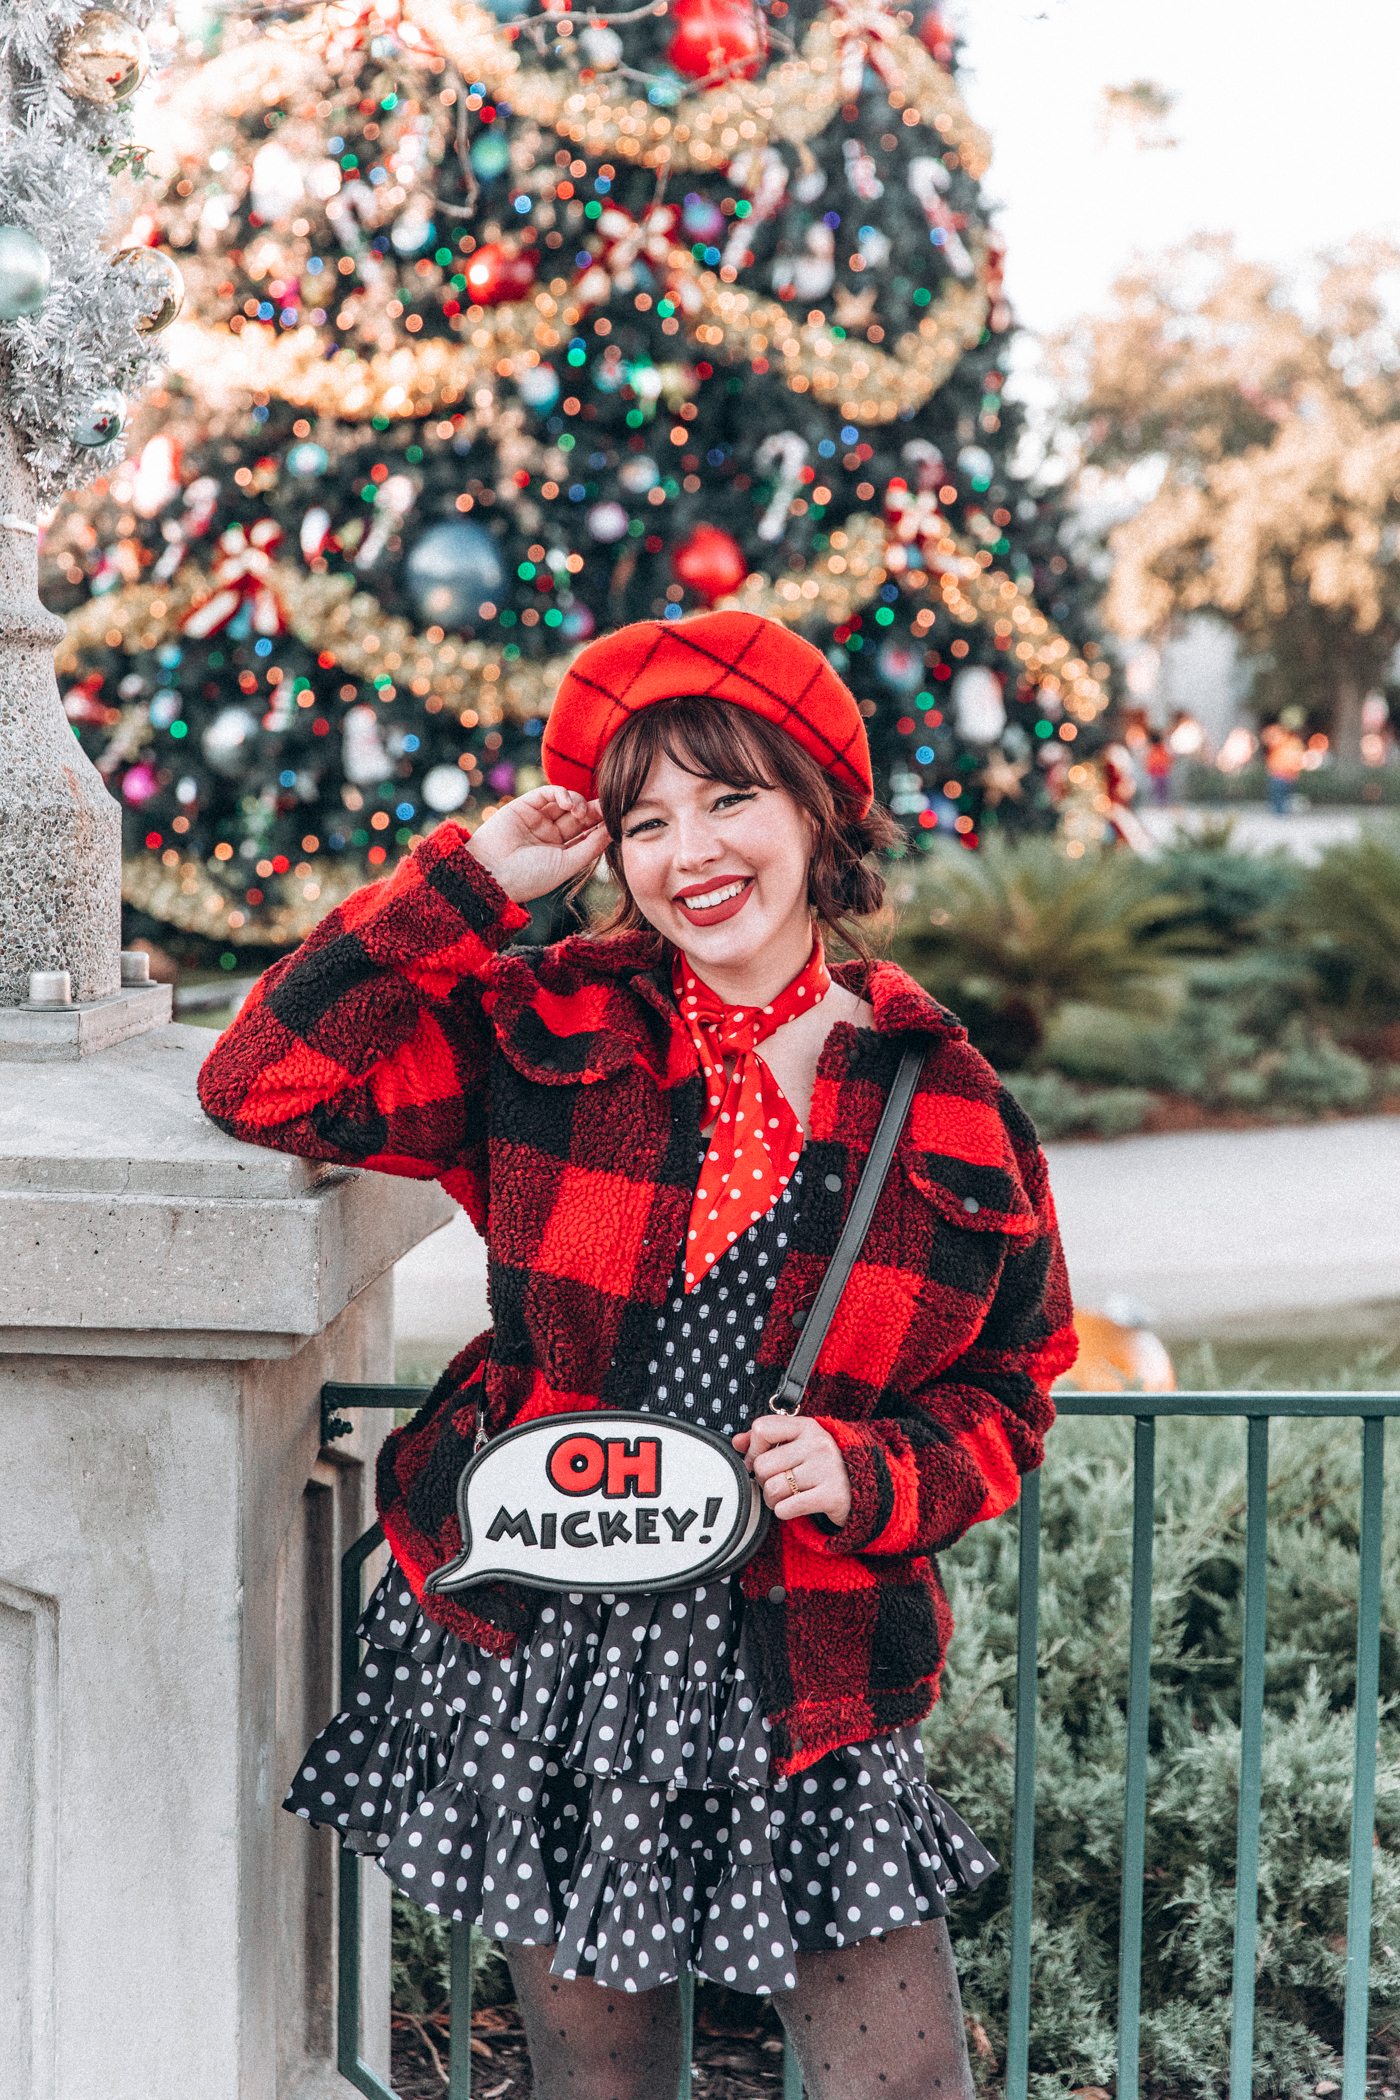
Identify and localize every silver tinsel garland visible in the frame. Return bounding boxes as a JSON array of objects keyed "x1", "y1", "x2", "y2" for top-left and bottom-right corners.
[{"x1": 0, "y1": 0, "x2": 166, "y2": 502}]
